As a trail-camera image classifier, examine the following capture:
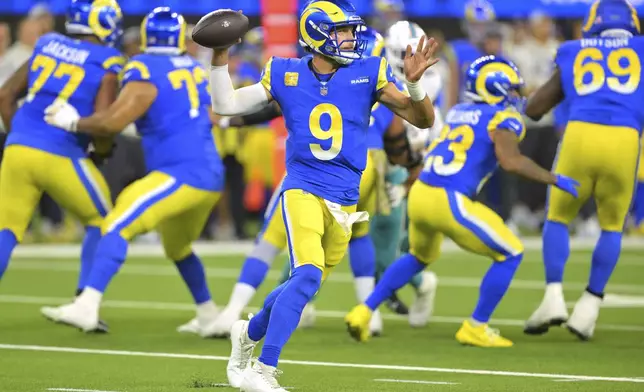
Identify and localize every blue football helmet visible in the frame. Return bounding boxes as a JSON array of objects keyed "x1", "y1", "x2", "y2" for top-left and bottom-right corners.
[
  {"x1": 361, "y1": 26, "x2": 385, "y2": 58},
  {"x1": 582, "y1": 0, "x2": 640, "y2": 38},
  {"x1": 462, "y1": 0, "x2": 496, "y2": 44},
  {"x1": 140, "y1": 7, "x2": 186, "y2": 55},
  {"x1": 298, "y1": 0, "x2": 367, "y2": 65},
  {"x1": 65, "y1": 0, "x2": 123, "y2": 47},
  {"x1": 465, "y1": 55, "x2": 525, "y2": 110}
]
